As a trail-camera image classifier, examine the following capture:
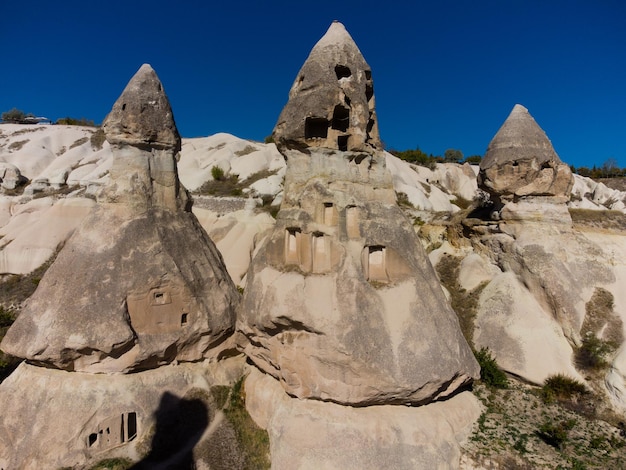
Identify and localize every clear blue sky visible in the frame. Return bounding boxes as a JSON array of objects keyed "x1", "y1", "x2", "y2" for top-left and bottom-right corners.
[{"x1": 1, "y1": 0, "x2": 625, "y2": 169}]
